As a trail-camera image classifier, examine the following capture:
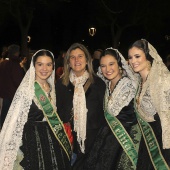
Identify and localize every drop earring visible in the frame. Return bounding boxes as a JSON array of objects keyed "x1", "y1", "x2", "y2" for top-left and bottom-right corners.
[{"x1": 147, "y1": 61, "x2": 151, "y2": 71}]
